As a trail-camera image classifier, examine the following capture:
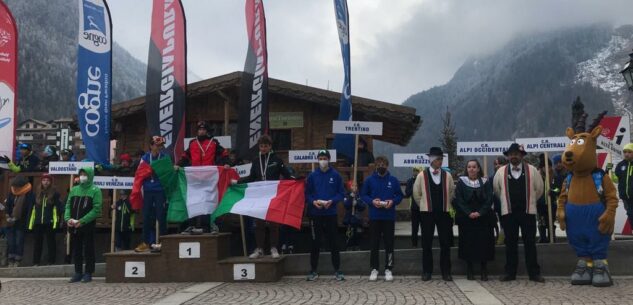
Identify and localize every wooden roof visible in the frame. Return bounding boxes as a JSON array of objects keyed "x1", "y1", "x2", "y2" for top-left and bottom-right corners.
[{"x1": 112, "y1": 72, "x2": 421, "y2": 146}]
